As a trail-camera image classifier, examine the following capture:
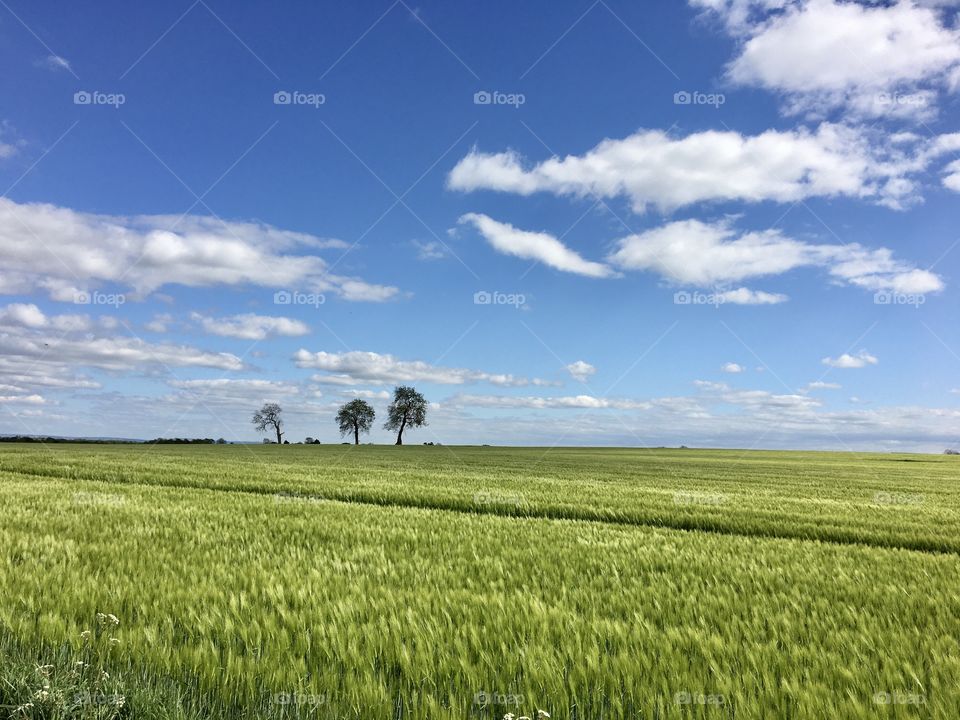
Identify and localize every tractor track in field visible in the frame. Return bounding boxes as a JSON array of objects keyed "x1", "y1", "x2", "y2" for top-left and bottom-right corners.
[{"x1": 4, "y1": 468, "x2": 960, "y2": 560}]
